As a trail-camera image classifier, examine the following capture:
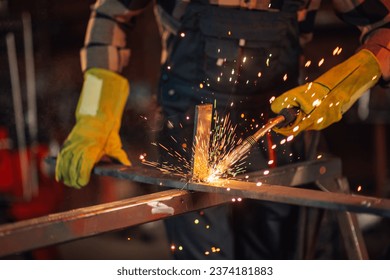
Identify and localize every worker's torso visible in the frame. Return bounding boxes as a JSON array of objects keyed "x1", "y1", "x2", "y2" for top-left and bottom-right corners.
[{"x1": 156, "y1": 0, "x2": 303, "y2": 103}]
